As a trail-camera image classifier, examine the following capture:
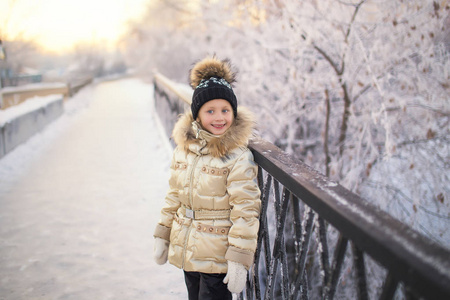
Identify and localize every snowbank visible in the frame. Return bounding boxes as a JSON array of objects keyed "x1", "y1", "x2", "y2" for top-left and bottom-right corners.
[{"x1": 0, "y1": 95, "x2": 64, "y2": 158}]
